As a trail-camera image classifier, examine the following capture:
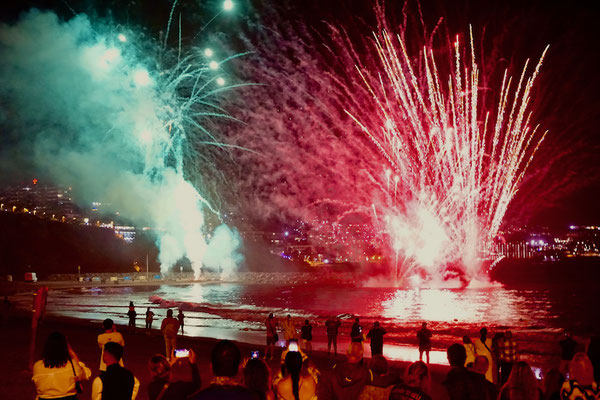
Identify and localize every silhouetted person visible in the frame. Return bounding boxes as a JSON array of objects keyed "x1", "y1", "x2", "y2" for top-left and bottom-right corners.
[
  {"x1": 161, "y1": 309, "x2": 180, "y2": 361},
  {"x1": 177, "y1": 309, "x2": 185, "y2": 334},
  {"x1": 559, "y1": 331, "x2": 578, "y2": 377},
  {"x1": 325, "y1": 316, "x2": 341, "y2": 356},
  {"x1": 498, "y1": 361, "x2": 541, "y2": 400},
  {"x1": 390, "y1": 361, "x2": 432, "y2": 400},
  {"x1": 417, "y1": 322, "x2": 432, "y2": 364},
  {"x1": 474, "y1": 327, "x2": 494, "y2": 382},
  {"x1": 145, "y1": 307, "x2": 155, "y2": 331},
  {"x1": 265, "y1": 313, "x2": 278, "y2": 360},
  {"x1": 127, "y1": 301, "x2": 137, "y2": 333},
  {"x1": 366, "y1": 321, "x2": 386, "y2": 356},
  {"x1": 319, "y1": 341, "x2": 372, "y2": 400},
  {"x1": 443, "y1": 343, "x2": 493, "y2": 400},
  {"x1": 301, "y1": 319, "x2": 313, "y2": 354},
  {"x1": 190, "y1": 340, "x2": 258, "y2": 399},
  {"x1": 350, "y1": 317, "x2": 363, "y2": 342}
]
